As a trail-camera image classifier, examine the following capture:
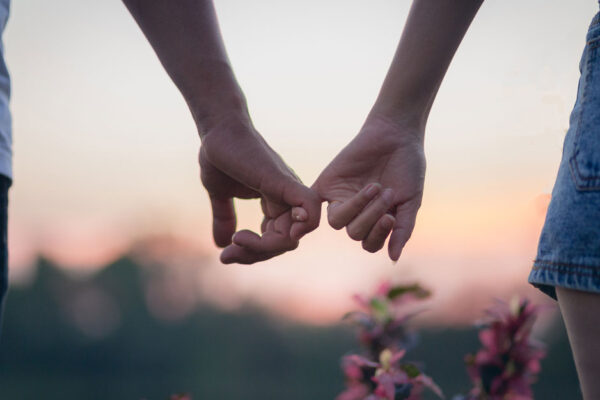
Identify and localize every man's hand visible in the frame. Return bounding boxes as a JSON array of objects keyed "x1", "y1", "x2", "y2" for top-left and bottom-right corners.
[
  {"x1": 123, "y1": 0, "x2": 321, "y2": 264},
  {"x1": 312, "y1": 115, "x2": 425, "y2": 261},
  {"x1": 200, "y1": 115, "x2": 320, "y2": 264}
]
